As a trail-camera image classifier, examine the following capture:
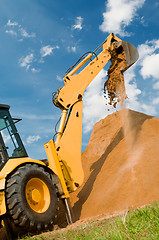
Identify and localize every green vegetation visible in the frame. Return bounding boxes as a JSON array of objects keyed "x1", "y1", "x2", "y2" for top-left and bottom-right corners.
[{"x1": 21, "y1": 202, "x2": 159, "y2": 240}]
